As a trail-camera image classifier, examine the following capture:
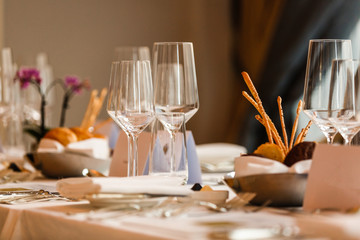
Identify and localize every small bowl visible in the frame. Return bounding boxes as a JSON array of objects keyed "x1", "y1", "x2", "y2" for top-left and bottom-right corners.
[
  {"x1": 26, "y1": 152, "x2": 111, "y2": 178},
  {"x1": 223, "y1": 173, "x2": 308, "y2": 207},
  {"x1": 191, "y1": 190, "x2": 229, "y2": 205}
]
